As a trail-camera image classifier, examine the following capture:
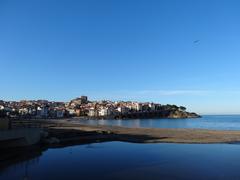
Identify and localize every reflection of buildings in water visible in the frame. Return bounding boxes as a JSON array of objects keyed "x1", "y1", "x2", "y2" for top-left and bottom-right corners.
[
  {"x1": 23, "y1": 161, "x2": 29, "y2": 180},
  {"x1": 22, "y1": 156, "x2": 41, "y2": 180},
  {"x1": 147, "y1": 119, "x2": 153, "y2": 127},
  {"x1": 4, "y1": 155, "x2": 41, "y2": 180},
  {"x1": 132, "y1": 120, "x2": 140, "y2": 128},
  {"x1": 69, "y1": 147, "x2": 73, "y2": 155},
  {"x1": 99, "y1": 120, "x2": 105, "y2": 126},
  {"x1": 89, "y1": 120, "x2": 95, "y2": 125},
  {"x1": 0, "y1": 147, "x2": 43, "y2": 174},
  {"x1": 141, "y1": 119, "x2": 153, "y2": 127},
  {"x1": 86, "y1": 144, "x2": 94, "y2": 149},
  {"x1": 116, "y1": 120, "x2": 122, "y2": 126}
]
